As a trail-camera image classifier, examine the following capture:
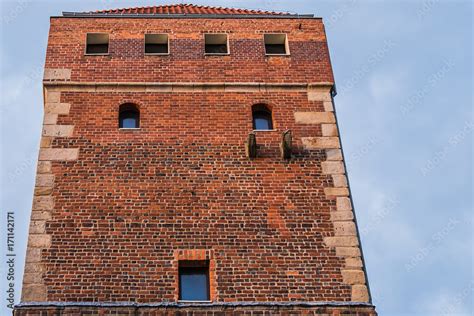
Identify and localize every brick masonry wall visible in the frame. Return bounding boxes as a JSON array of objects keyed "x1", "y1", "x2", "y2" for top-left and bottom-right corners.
[
  {"x1": 18, "y1": 14, "x2": 376, "y2": 315},
  {"x1": 44, "y1": 18, "x2": 333, "y2": 83}
]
